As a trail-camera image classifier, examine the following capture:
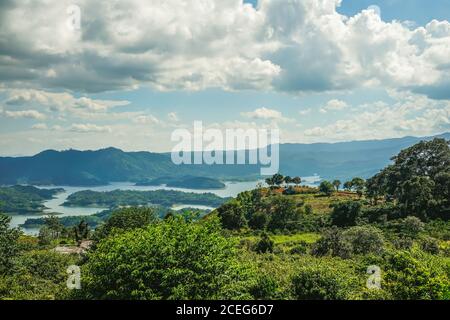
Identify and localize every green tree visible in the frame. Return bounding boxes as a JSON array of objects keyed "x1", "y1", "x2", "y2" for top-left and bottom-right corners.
[
  {"x1": 343, "y1": 181, "x2": 353, "y2": 191},
  {"x1": 95, "y1": 207, "x2": 158, "y2": 240},
  {"x1": 330, "y1": 201, "x2": 362, "y2": 227},
  {"x1": 272, "y1": 174, "x2": 285, "y2": 188},
  {"x1": 284, "y1": 176, "x2": 292, "y2": 187},
  {"x1": 0, "y1": 214, "x2": 21, "y2": 275},
  {"x1": 79, "y1": 217, "x2": 252, "y2": 300},
  {"x1": 254, "y1": 233, "x2": 274, "y2": 253},
  {"x1": 266, "y1": 196, "x2": 301, "y2": 231},
  {"x1": 217, "y1": 200, "x2": 247, "y2": 230},
  {"x1": 292, "y1": 177, "x2": 302, "y2": 187},
  {"x1": 351, "y1": 177, "x2": 366, "y2": 197},
  {"x1": 342, "y1": 225, "x2": 385, "y2": 255},
  {"x1": 332, "y1": 180, "x2": 341, "y2": 191},
  {"x1": 319, "y1": 181, "x2": 335, "y2": 196},
  {"x1": 400, "y1": 216, "x2": 425, "y2": 239},
  {"x1": 73, "y1": 220, "x2": 89, "y2": 245}
]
